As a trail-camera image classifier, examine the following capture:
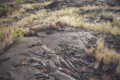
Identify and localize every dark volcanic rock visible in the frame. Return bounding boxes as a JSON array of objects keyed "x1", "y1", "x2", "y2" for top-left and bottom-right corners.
[
  {"x1": 105, "y1": 35, "x2": 120, "y2": 53},
  {"x1": 0, "y1": 27, "x2": 120, "y2": 80},
  {"x1": 0, "y1": 27, "x2": 100, "y2": 80},
  {"x1": 45, "y1": 0, "x2": 95, "y2": 10}
]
